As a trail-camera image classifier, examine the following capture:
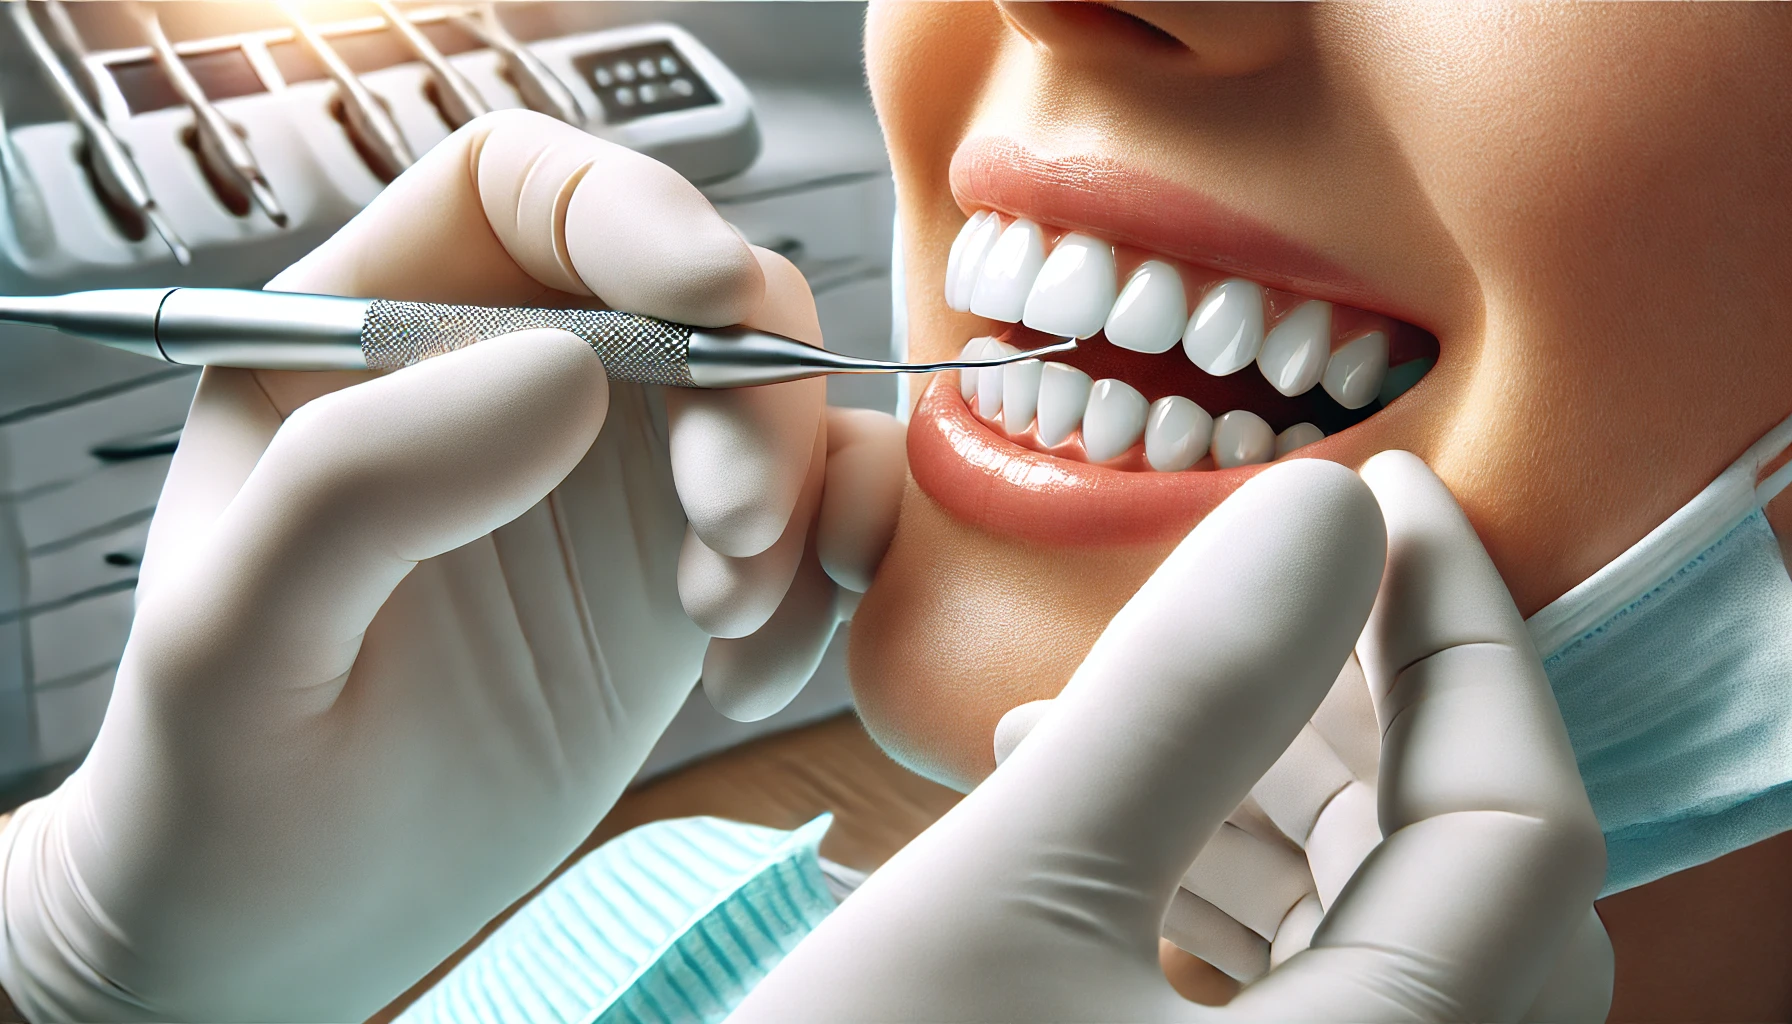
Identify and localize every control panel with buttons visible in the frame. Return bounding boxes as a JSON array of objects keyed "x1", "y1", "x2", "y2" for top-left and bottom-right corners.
[{"x1": 576, "y1": 41, "x2": 718, "y2": 125}]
